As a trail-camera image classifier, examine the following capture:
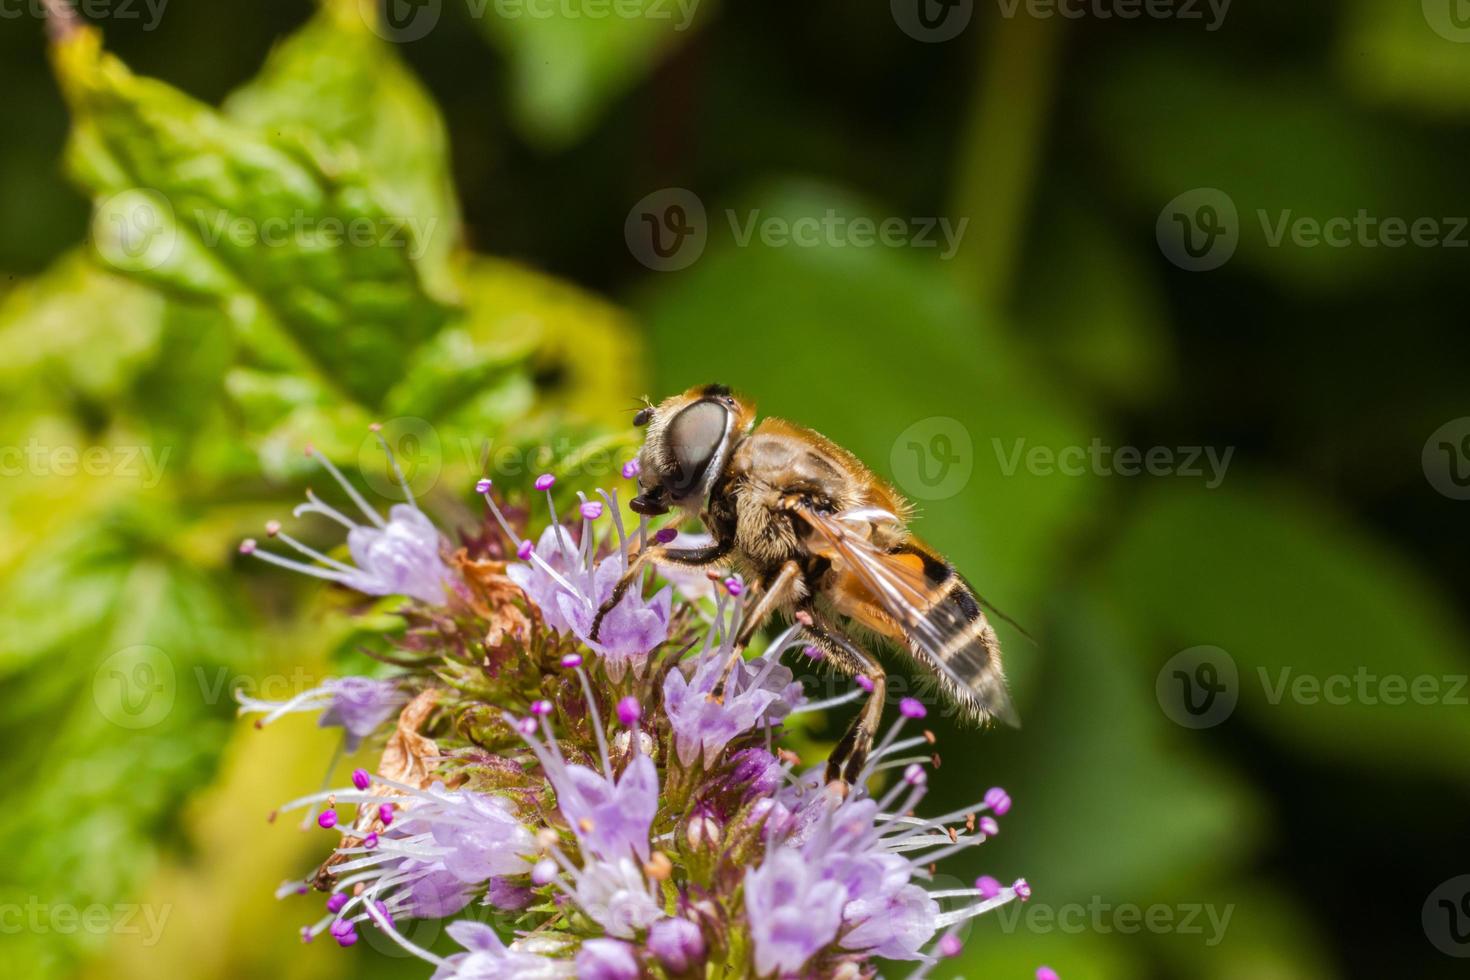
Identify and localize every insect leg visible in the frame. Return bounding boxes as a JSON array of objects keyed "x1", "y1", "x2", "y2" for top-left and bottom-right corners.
[
  {"x1": 802, "y1": 612, "x2": 887, "y2": 786},
  {"x1": 588, "y1": 541, "x2": 731, "y2": 641},
  {"x1": 710, "y1": 560, "x2": 803, "y2": 699}
]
